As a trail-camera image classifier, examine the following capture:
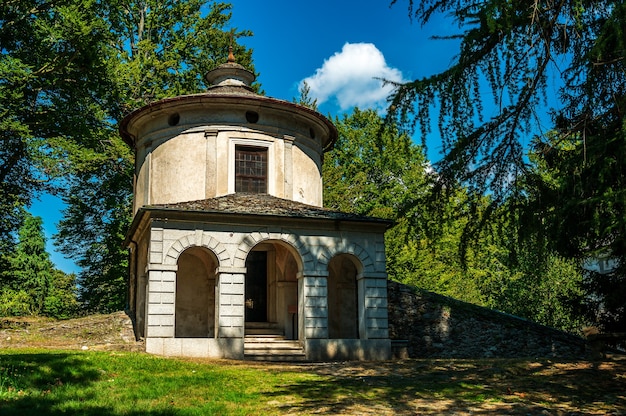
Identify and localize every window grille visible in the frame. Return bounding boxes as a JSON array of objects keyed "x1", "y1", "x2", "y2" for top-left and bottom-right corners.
[{"x1": 235, "y1": 146, "x2": 267, "y2": 193}]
